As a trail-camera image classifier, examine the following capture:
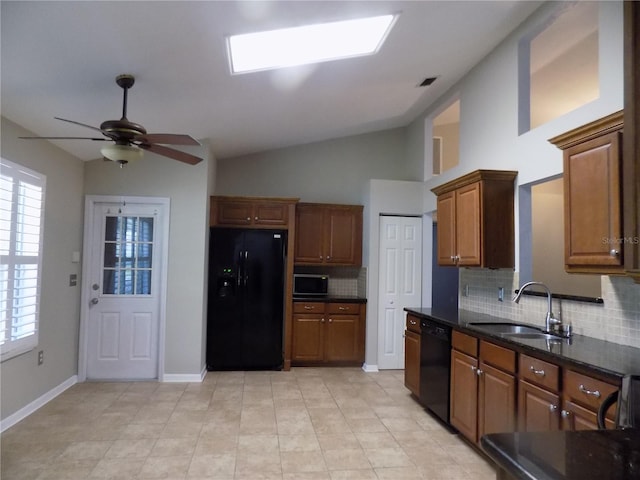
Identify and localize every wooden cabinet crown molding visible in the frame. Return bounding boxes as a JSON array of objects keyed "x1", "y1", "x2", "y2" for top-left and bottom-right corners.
[
  {"x1": 430, "y1": 169, "x2": 518, "y2": 196},
  {"x1": 548, "y1": 110, "x2": 623, "y2": 150}
]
